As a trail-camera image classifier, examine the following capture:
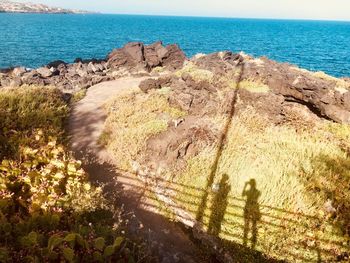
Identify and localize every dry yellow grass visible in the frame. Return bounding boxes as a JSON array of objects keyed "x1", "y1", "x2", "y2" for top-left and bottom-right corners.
[
  {"x1": 215, "y1": 70, "x2": 270, "y2": 93},
  {"x1": 103, "y1": 88, "x2": 186, "y2": 170},
  {"x1": 167, "y1": 109, "x2": 350, "y2": 262},
  {"x1": 239, "y1": 79, "x2": 270, "y2": 93},
  {"x1": 102, "y1": 77, "x2": 349, "y2": 261},
  {"x1": 313, "y1": 71, "x2": 340, "y2": 82},
  {"x1": 175, "y1": 61, "x2": 214, "y2": 82},
  {"x1": 313, "y1": 71, "x2": 350, "y2": 92}
]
